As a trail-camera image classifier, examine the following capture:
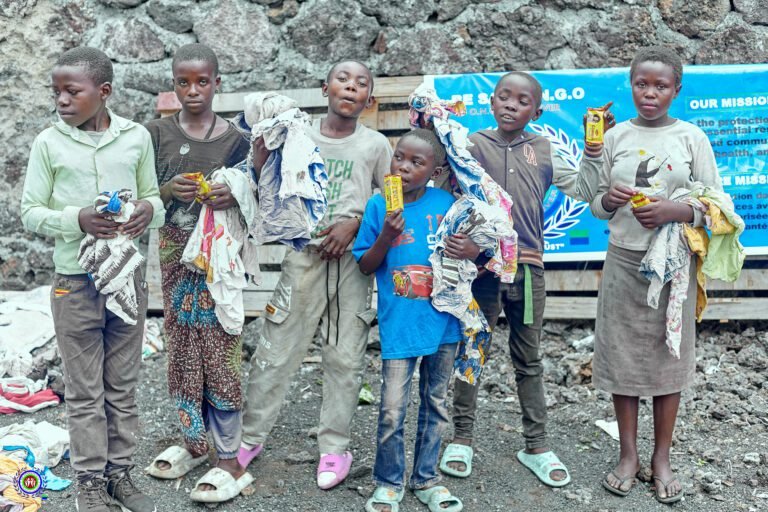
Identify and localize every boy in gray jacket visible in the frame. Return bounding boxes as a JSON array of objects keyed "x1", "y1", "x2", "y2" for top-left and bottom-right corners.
[{"x1": 440, "y1": 71, "x2": 611, "y2": 488}]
